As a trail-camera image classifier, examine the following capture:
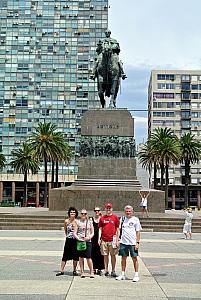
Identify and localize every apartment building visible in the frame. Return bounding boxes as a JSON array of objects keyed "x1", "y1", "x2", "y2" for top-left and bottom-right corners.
[
  {"x1": 148, "y1": 70, "x2": 201, "y2": 209},
  {"x1": 0, "y1": 0, "x2": 108, "y2": 205}
]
